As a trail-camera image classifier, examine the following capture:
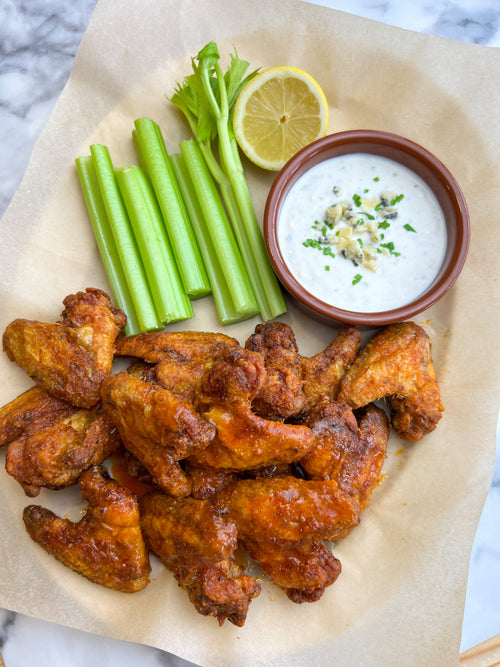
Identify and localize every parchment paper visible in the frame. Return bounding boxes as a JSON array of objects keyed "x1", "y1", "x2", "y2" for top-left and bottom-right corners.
[{"x1": 1, "y1": 1, "x2": 499, "y2": 665}]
